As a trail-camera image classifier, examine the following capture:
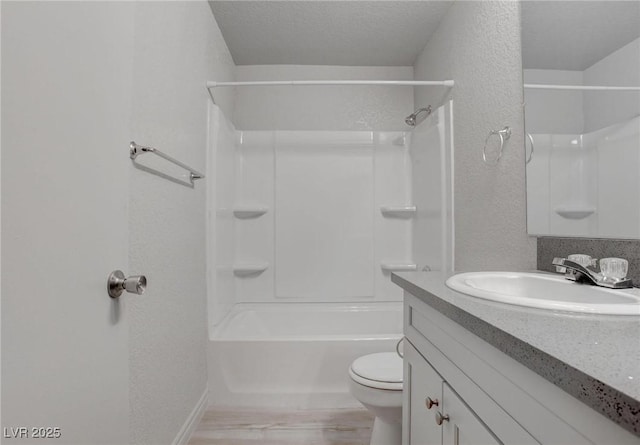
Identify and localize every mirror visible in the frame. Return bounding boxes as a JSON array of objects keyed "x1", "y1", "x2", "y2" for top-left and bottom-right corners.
[{"x1": 522, "y1": 1, "x2": 640, "y2": 239}]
